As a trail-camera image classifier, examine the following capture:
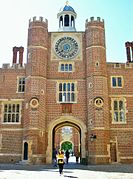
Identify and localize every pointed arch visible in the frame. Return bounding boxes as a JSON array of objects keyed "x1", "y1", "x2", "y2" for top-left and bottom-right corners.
[{"x1": 46, "y1": 116, "x2": 87, "y2": 163}]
